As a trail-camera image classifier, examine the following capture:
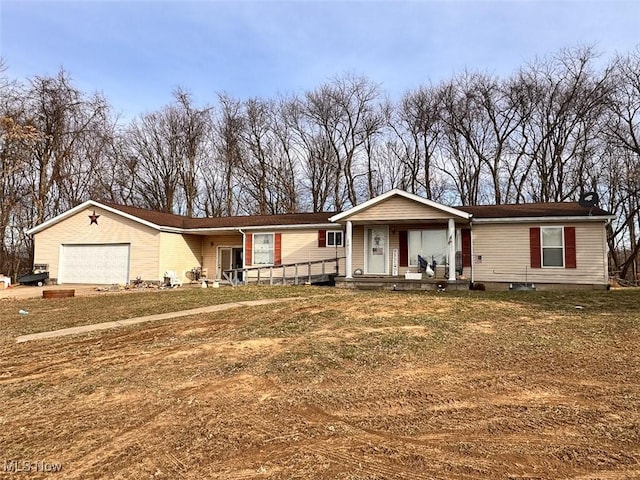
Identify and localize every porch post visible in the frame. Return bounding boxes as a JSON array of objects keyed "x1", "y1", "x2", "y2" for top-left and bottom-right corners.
[
  {"x1": 448, "y1": 218, "x2": 456, "y2": 282},
  {"x1": 346, "y1": 221, "x2": 353, "y2": 279}
]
